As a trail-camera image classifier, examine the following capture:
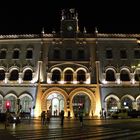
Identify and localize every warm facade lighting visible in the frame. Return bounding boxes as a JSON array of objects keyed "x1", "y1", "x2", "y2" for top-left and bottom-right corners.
[
  {"x1": 117, "y1": 79, "x2": 121, "y2": 84},
  {"x1": 47, "y1": 78, "x2": 52, "y2": 84},
  {"x1": 102, "y1": 79, "x2": 107, "y2": 84},
  {"x1": 59, "y1": 81, "x2": 65, "y2": 84},
  {"x1": 34, "y1": 82, "x2": 42, "y2": 117},
  {"x1": 73, "y1": 81, "x2": 77, "y2": 84}
]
